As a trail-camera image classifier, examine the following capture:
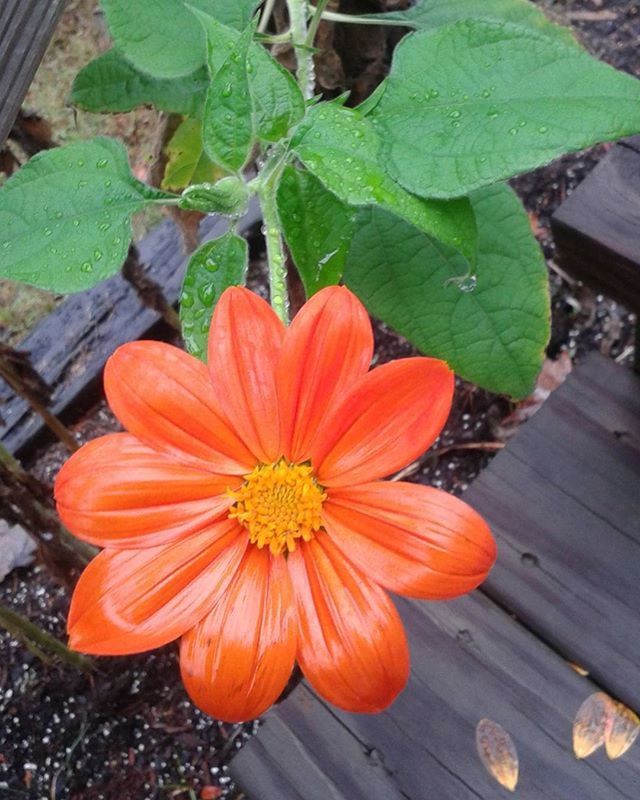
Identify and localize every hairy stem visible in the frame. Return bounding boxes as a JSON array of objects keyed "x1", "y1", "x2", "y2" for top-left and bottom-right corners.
[
  {"x1": 286, "y1": 0, "x2": 315, "y2": 100},
  {"x1": 258, "y1": 170, "x2": 289, "y2": 324},
  {"x1": 0, "y1": 605, "x2": 92, "y2": 671}
]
